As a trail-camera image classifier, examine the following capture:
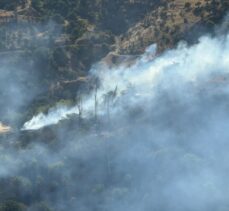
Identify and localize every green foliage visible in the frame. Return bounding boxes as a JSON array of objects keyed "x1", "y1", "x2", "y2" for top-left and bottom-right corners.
[
  {"x1": 50, "y1": 48, "x2": 68, "y2": 68},
  {"x1": 30, "y1": 202, "x2": 53, "y2": 211},
  {"x1": 0, "y1": 201, "x2": 26, "y2": 211},
  {"x1": 0, "y1": 0, "x2": 20, "y2": 10},
  {"x1": 30, "y1": 0, "x2": 158, "y2": 35}
]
